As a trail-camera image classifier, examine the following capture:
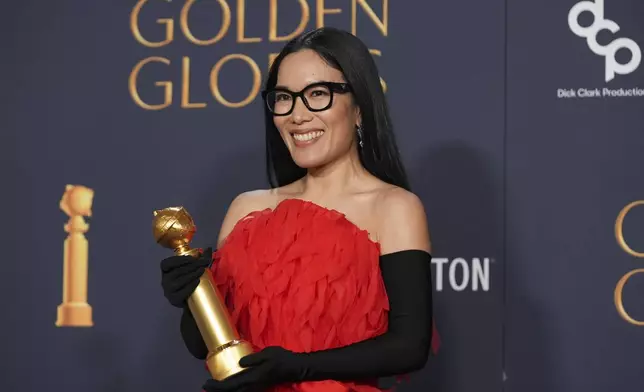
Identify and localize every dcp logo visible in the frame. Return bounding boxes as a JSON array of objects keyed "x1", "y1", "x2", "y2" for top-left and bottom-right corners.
[{"x1": 568, "y1": 0, "x2": 641, "y2": 82}]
